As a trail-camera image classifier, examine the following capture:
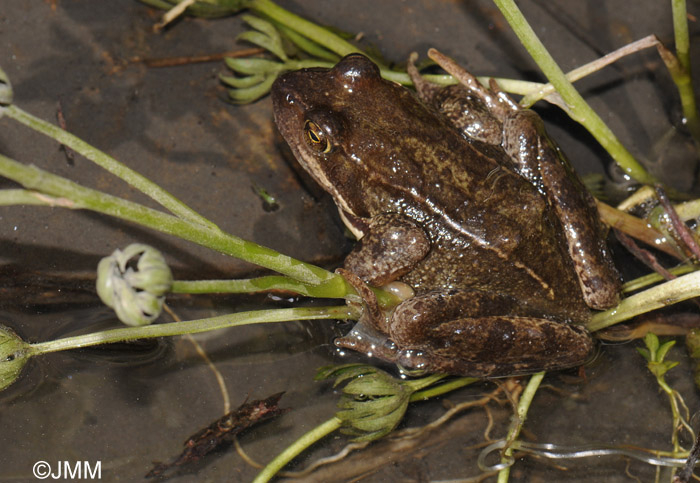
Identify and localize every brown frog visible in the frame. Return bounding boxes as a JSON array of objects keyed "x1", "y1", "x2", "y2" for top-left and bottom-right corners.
[{"x1": 271, "y1": 51, "x2": 620, "y2": 377}]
